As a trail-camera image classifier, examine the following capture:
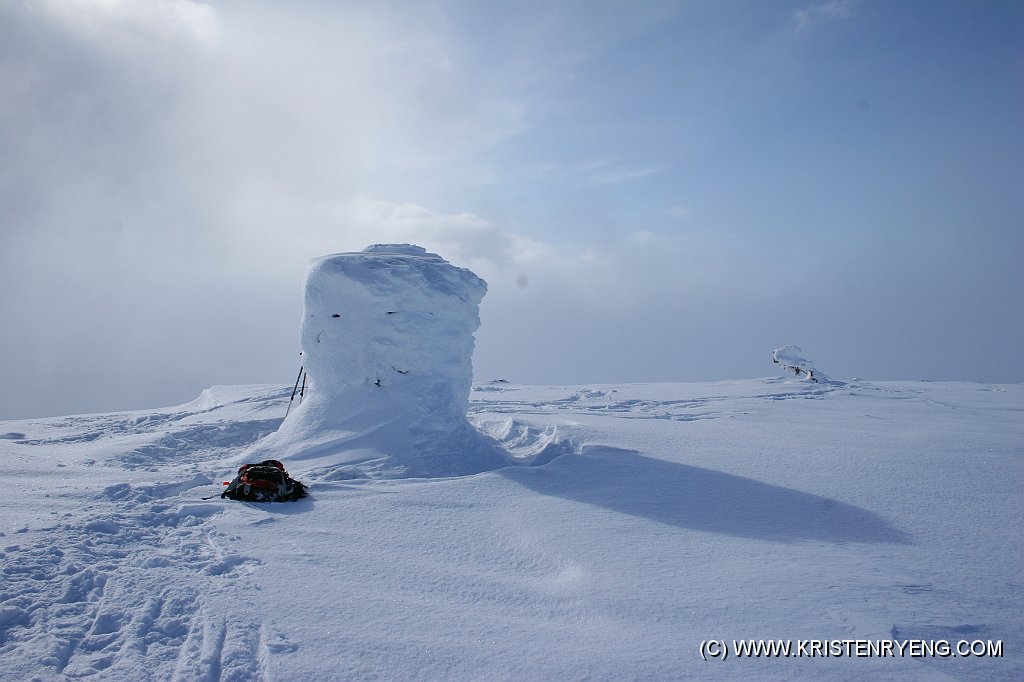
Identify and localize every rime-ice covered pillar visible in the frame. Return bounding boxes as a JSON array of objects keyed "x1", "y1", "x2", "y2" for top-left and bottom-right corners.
[
  {"x1": 301, "y1": 244, "x2": 483, "y2": 418},
  {"x1": 246, "y1": 244, "x2": 507, "y2": 479}
]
